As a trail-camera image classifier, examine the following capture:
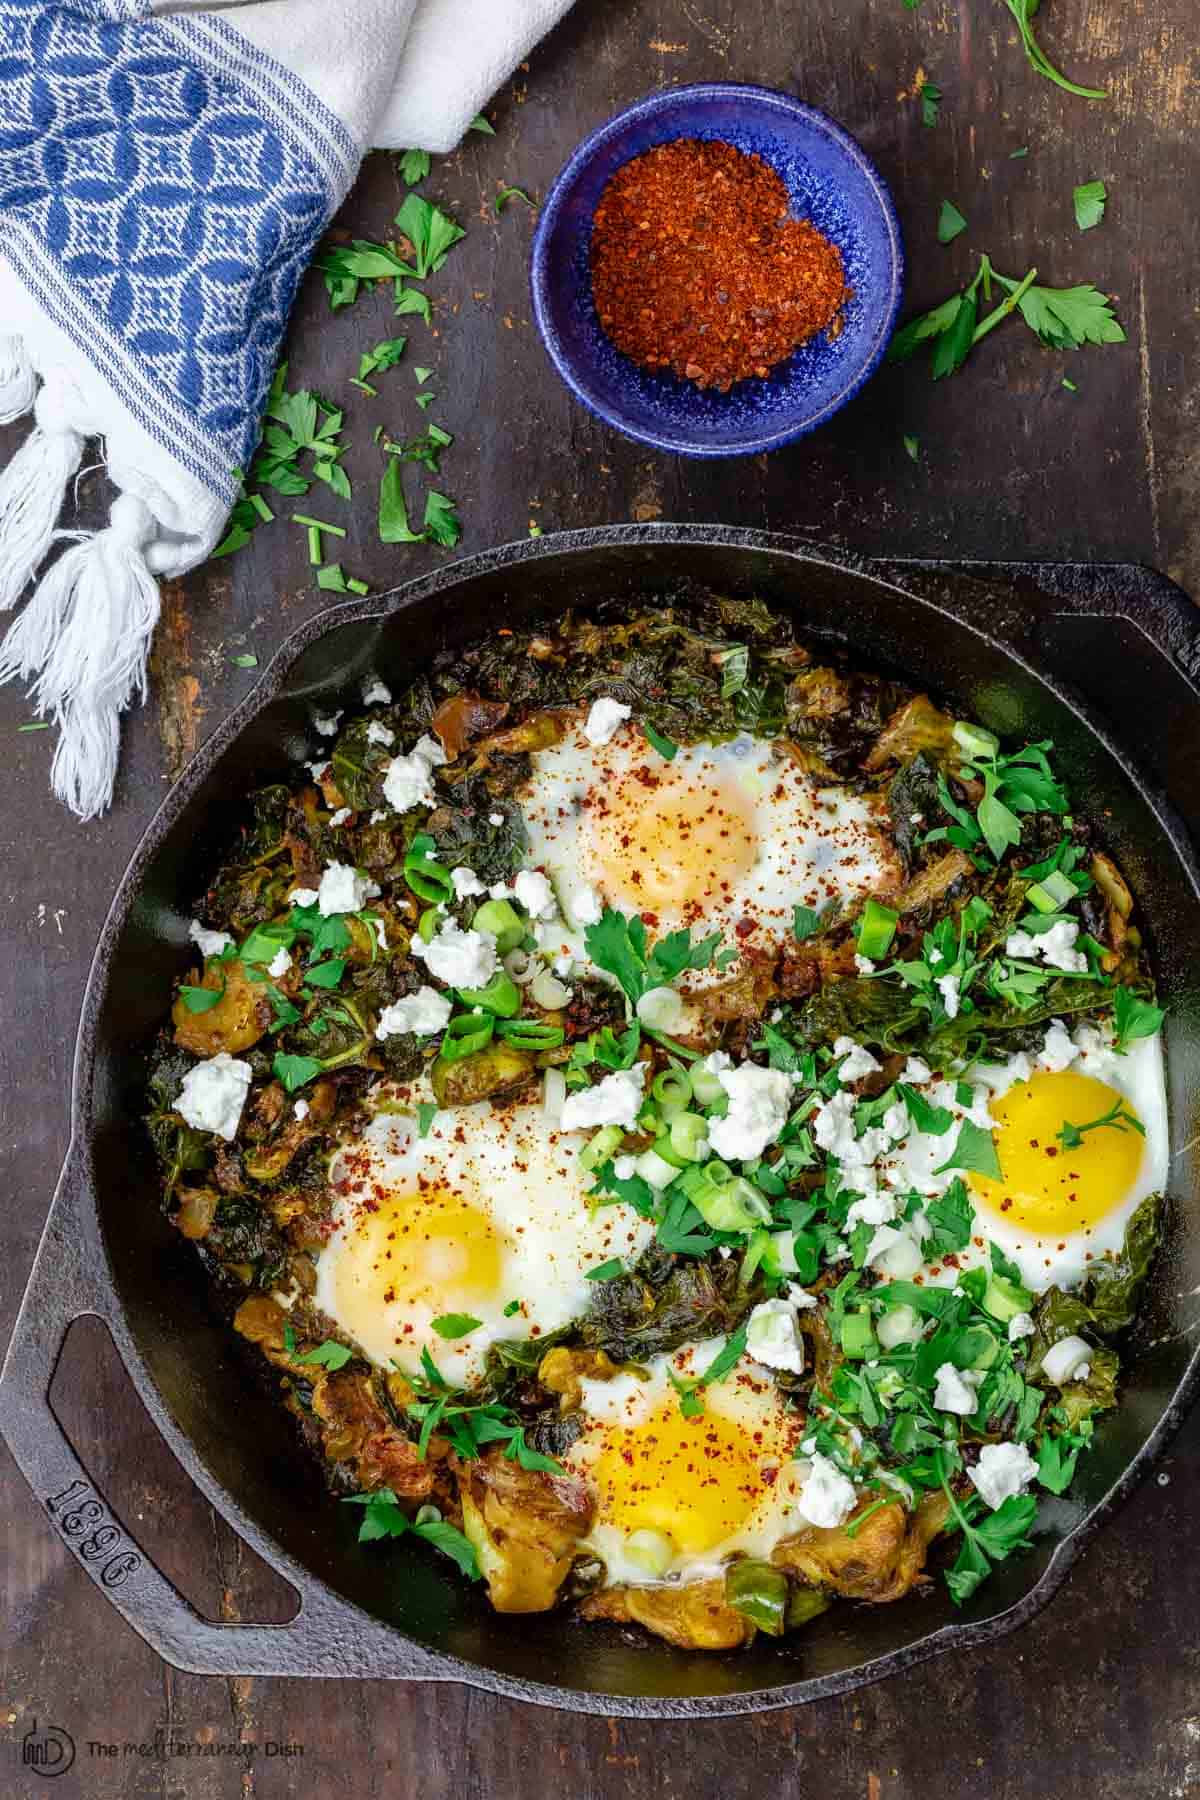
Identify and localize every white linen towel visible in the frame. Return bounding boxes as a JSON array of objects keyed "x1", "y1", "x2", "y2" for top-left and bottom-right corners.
[{"x1": 0, "y1": 0, "x2": 573, "y2": 818}]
